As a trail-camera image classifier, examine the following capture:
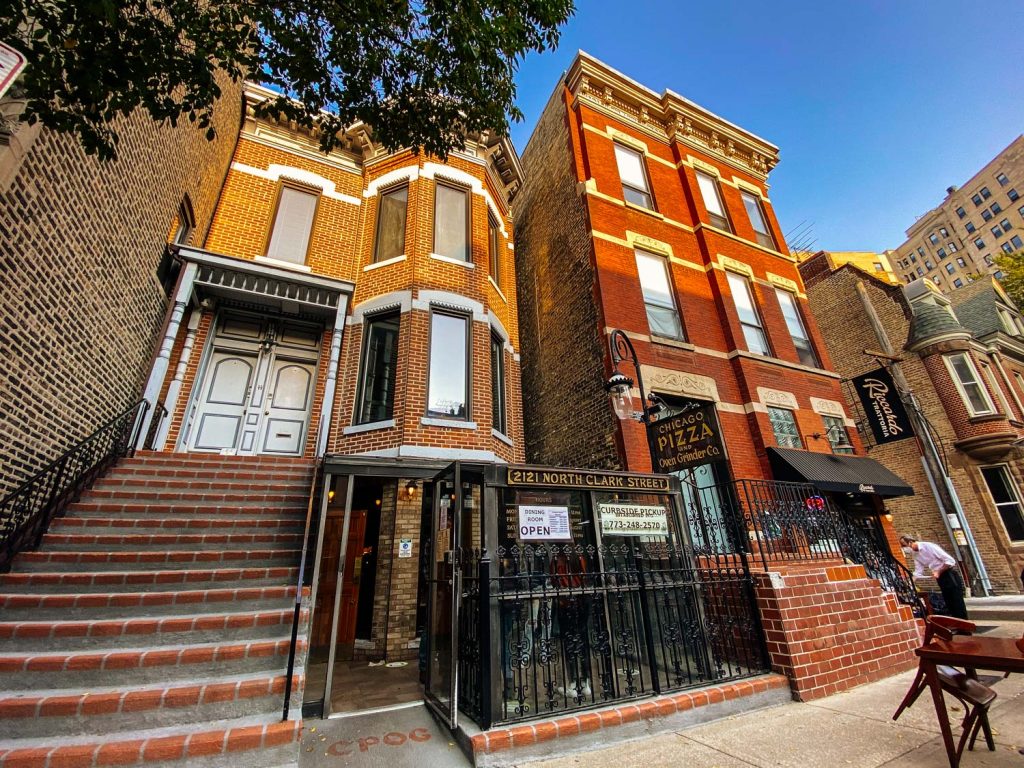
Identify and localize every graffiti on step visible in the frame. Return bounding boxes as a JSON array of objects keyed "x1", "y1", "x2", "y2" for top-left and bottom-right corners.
[{"x1": 325, "y1": 728, "x2": 432, "y2": 756}]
